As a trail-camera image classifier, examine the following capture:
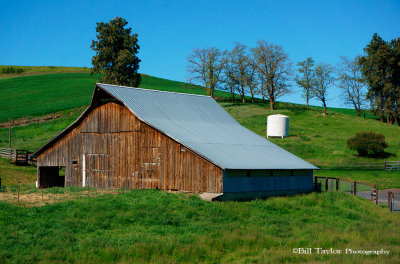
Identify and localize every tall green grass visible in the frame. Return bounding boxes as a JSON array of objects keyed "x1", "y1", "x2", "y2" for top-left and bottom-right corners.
[{"x1": 0, "y1": 190, "x2": 399, "y2": 263}]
